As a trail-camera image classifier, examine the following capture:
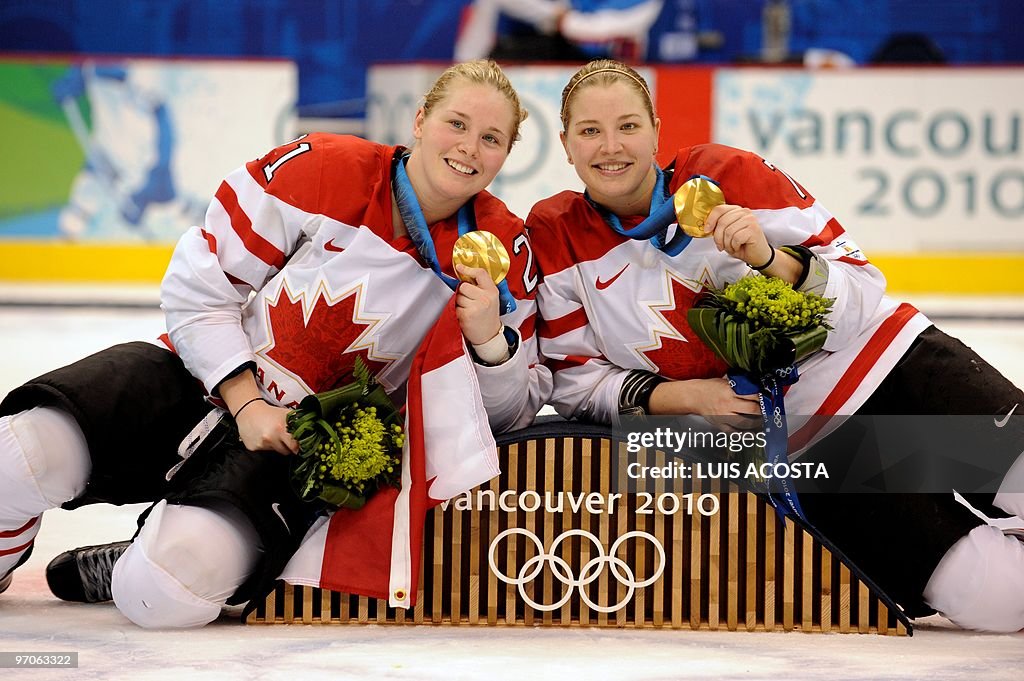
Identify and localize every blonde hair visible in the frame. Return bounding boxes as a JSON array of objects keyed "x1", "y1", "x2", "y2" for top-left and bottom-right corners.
[
  {"x1": 422, "y1": 59, "x2": 528, "y2": 151},
  {"x1": 560, "y1": 59, "x2": 655, "y2": 130}
]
